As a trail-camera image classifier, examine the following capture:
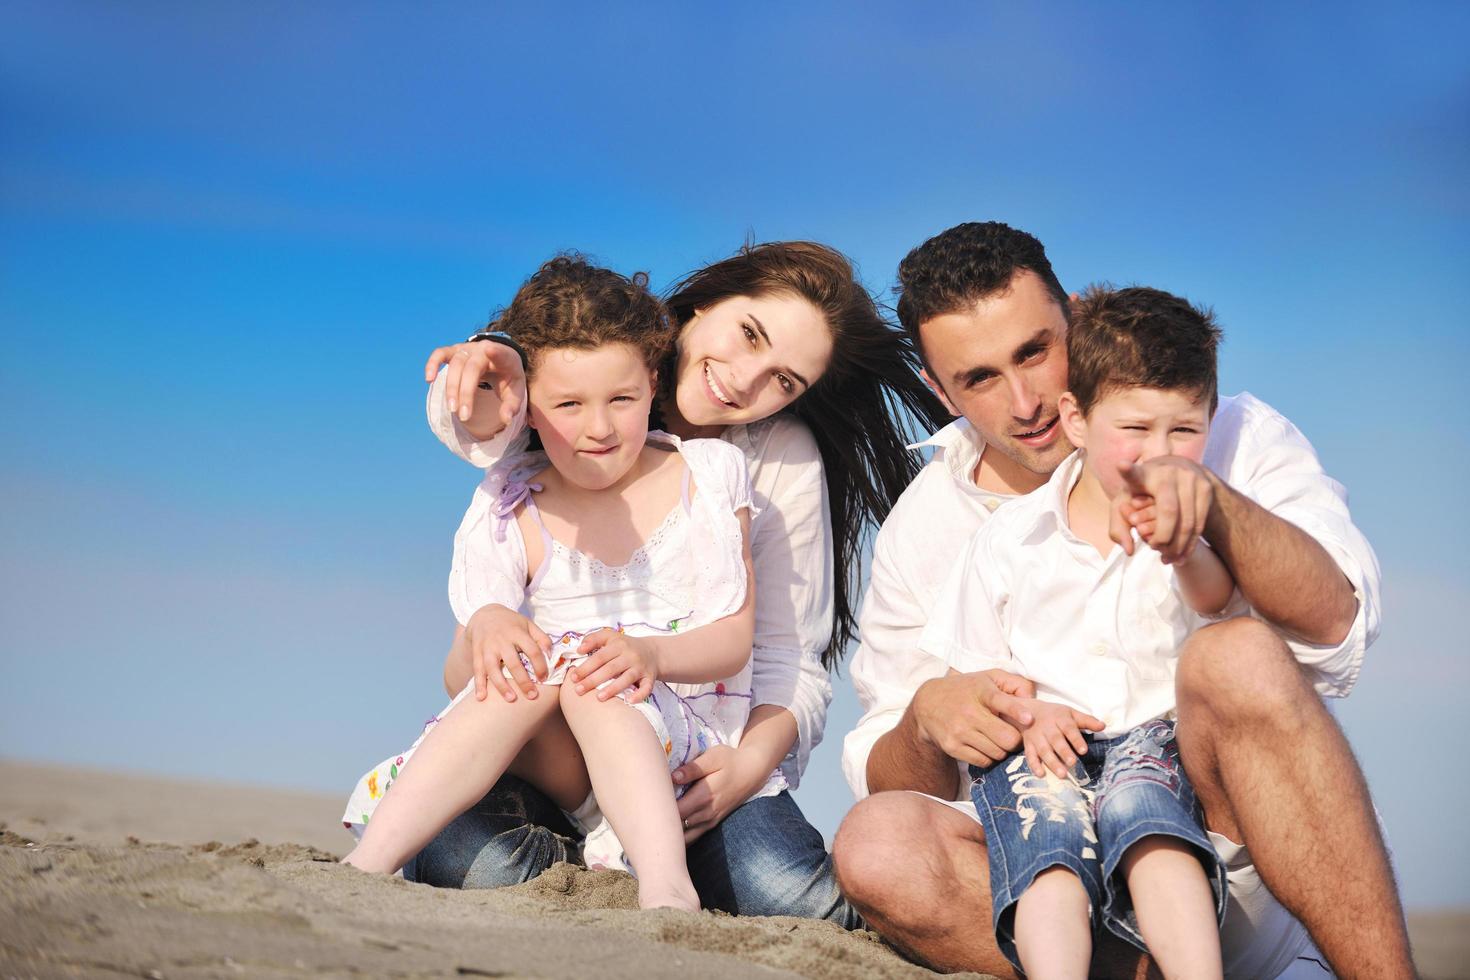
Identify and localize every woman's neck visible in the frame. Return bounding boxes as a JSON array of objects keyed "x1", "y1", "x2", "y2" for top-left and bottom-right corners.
[{"x1": 658, "y1": 392, "x2": 726, "y2": 441}]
